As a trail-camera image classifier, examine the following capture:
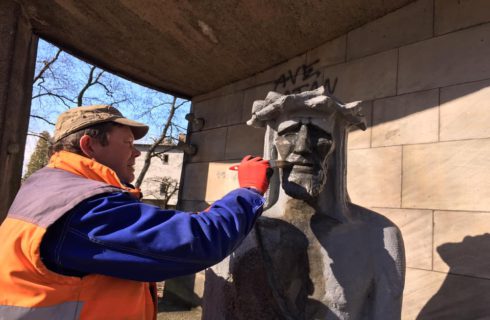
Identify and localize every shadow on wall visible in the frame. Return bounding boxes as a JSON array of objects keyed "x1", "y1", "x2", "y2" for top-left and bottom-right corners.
[{"x1": 417, "y1": 233, "x2": 490, "y2": 319}]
